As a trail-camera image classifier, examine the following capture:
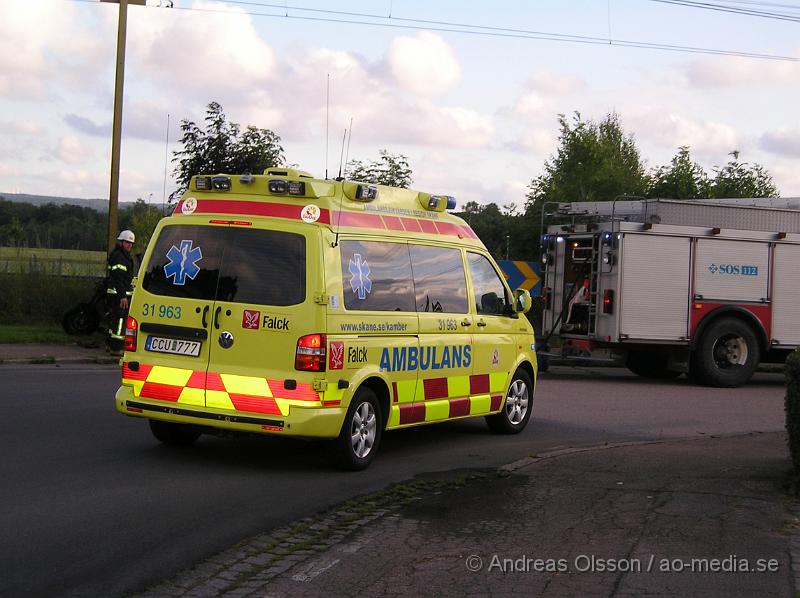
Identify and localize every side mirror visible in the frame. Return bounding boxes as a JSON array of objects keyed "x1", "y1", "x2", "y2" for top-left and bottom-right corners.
[{"x1": 513, "y1": 288, "x2": 532, "y2": 314}]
